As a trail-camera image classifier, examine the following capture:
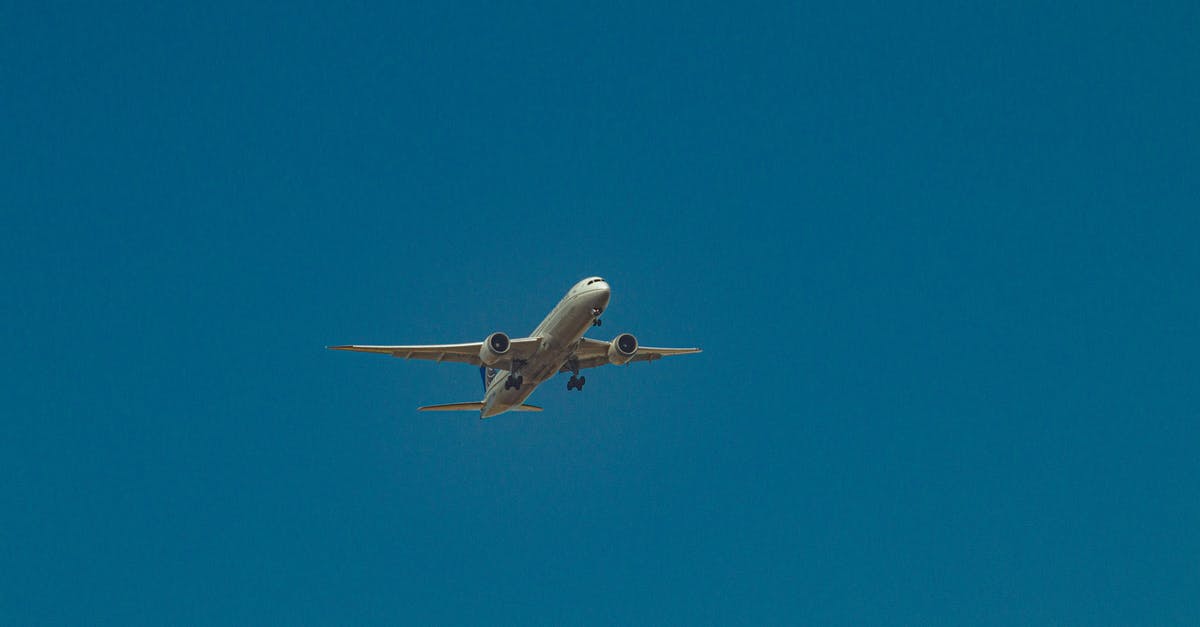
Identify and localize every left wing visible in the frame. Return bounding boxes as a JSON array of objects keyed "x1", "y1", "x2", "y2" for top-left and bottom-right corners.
[
  {"x1": 328, "y1": 337, "x2": 542, "y2": 371},
  {"x1": 563, "y1": 337, "x2": 702, "y2": 371}
]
